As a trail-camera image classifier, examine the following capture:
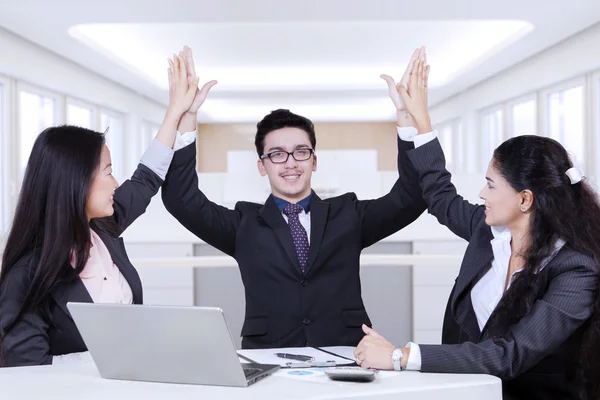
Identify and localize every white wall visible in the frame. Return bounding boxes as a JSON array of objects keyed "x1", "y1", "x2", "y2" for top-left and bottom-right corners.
[
  {"x1": 0, "y1": 26, "x2": 167, "y2": 234},
  {"x1": 3, "y1": 22, "x2": 600, "y2": 246},
  {"x1": 429, "y1": 22, "x2": 600, "y2": 175}
]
